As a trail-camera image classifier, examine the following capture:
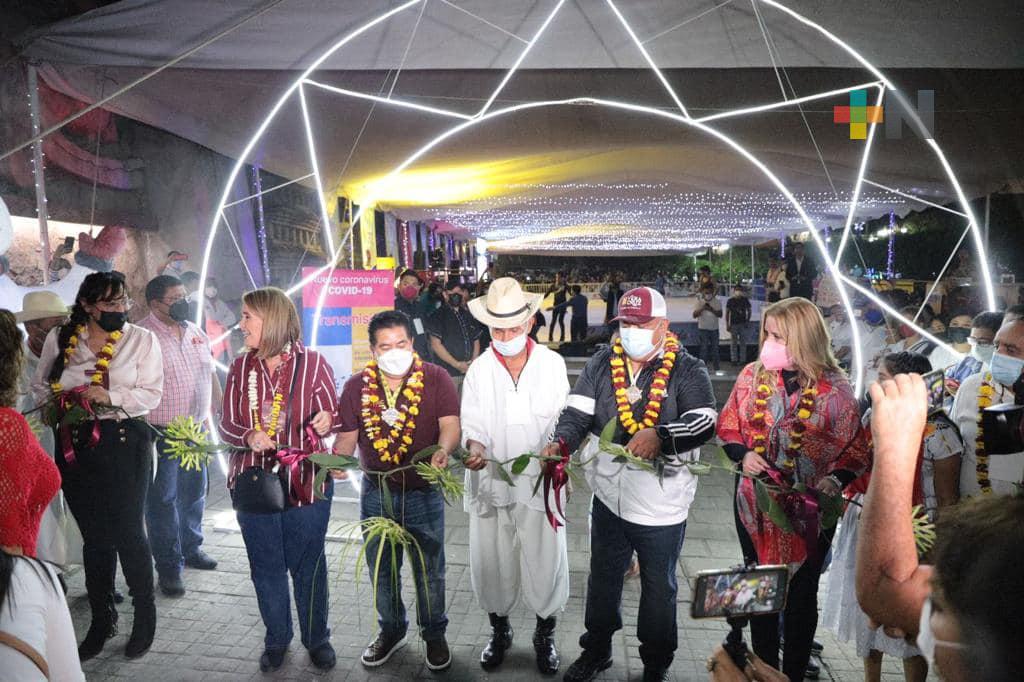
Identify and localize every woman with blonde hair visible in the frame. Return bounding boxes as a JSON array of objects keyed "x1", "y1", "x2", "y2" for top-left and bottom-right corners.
[
  {"x1": 218, "y1": 287, "x2": 338, "y2": 672},
  {"x1": 717, "y1": 297, "x2": 870, "y2": 682}
]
